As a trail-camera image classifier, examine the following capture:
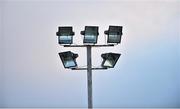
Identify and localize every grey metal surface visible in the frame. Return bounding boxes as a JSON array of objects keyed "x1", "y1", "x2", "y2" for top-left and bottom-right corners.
[{"x1": 87, "y1": 46, "x2": 93, "y2": 109}]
